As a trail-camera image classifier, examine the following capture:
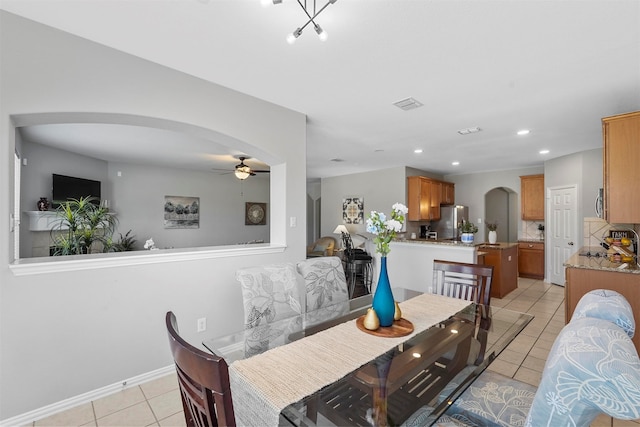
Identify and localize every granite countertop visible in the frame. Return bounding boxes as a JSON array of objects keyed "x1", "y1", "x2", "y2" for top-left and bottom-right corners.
[
  {"x1": 518, "y1": 238, "x2": 545, "y2": 243},
  {"x1": 475, "y1": 242, "x2": 518, "y2": 250},
  {"x1": 564, "y1": 246, "x2": 640, "y2": 274},
  {"x1": 393, "y1": 238, "x2": 476, "y2": 247}
]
